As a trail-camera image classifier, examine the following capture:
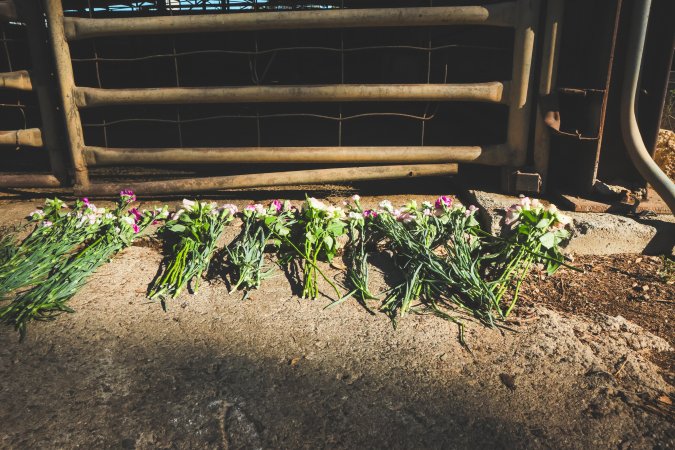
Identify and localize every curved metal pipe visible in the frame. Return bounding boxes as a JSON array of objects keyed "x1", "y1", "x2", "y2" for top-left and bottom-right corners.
[{"x1": 621, "y1": 0, "x2": 675, "y2": 214}]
